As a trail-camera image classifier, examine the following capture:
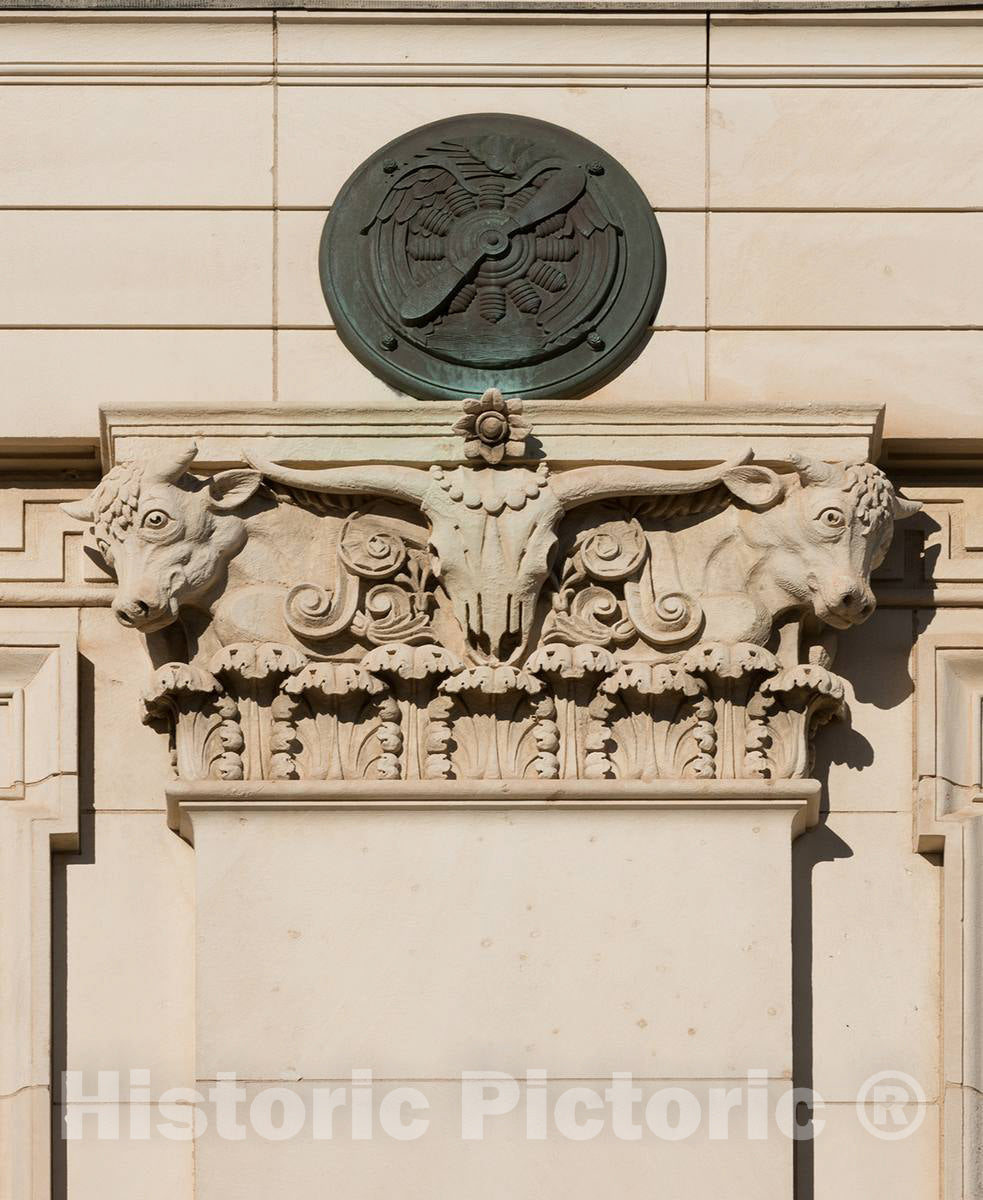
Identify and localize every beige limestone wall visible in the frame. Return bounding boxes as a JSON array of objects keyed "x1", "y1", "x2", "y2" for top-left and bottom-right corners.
[
  {"x1": 1, "y1": 7, "x2": 976, "y2": 1197},
  {"x1": 3, "y1": 9, "x2": 983, "y2": 453}
]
